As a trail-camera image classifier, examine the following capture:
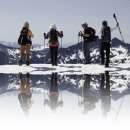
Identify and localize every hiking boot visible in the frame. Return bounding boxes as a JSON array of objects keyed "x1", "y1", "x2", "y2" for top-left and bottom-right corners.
[
  {"x1": 55, "y1": 63, "x2": 58, "y2": 66},
  {"x1": 105, "y1": 64, "x2": 109, "y2": 68},
  {"x1": 85, "y1": 62, "x2": 91, "y2": 64},
  {"x1": 26, "y1": 61, "x2": 30, "y2": 66},
  {"x1": 19, "y1": 60, "x2": 23, "y2": 66}
]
